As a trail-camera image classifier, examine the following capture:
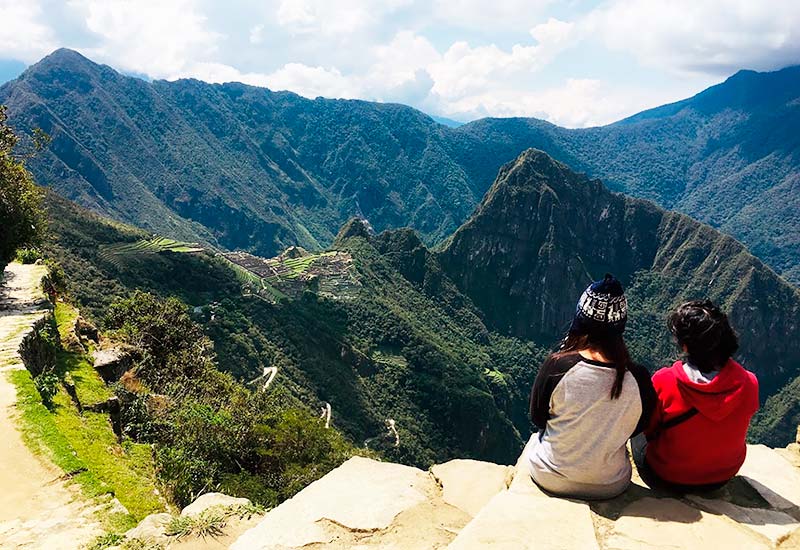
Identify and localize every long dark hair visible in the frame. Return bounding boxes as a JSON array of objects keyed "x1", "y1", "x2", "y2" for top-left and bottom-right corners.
[{"x1": 552, "y1": 330, "x2": 632, "y2": 399}]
